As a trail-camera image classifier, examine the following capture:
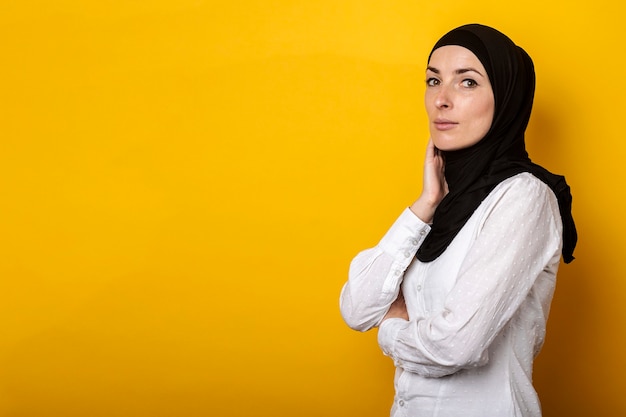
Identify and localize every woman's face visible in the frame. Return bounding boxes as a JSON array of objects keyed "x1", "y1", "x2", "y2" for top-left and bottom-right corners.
[{"x1": 425, "y1": 45, "x2": 495, "y2": 151}]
